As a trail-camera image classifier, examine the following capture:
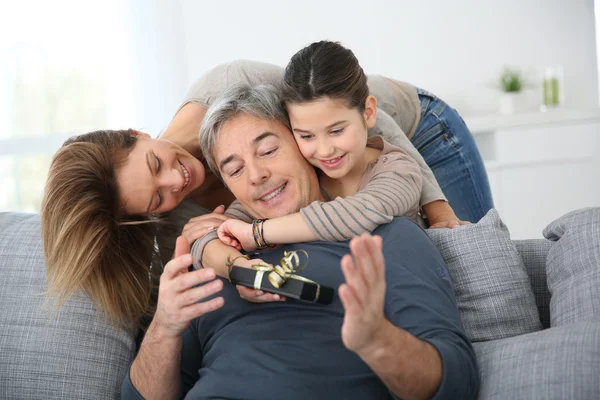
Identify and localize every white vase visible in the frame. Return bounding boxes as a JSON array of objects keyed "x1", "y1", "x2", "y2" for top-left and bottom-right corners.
[{"x1": 498, "y1": 92, "x2": 524, "y2": 115}]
